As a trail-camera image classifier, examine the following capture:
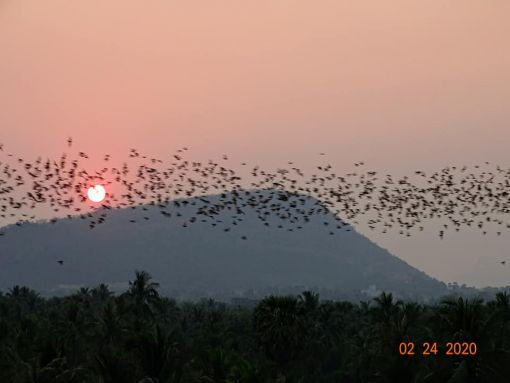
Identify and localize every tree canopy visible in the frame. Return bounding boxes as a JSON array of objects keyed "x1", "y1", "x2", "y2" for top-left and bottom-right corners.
[{"x1": 1, "y1": 271, "x2": 510, "y2": 382}]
